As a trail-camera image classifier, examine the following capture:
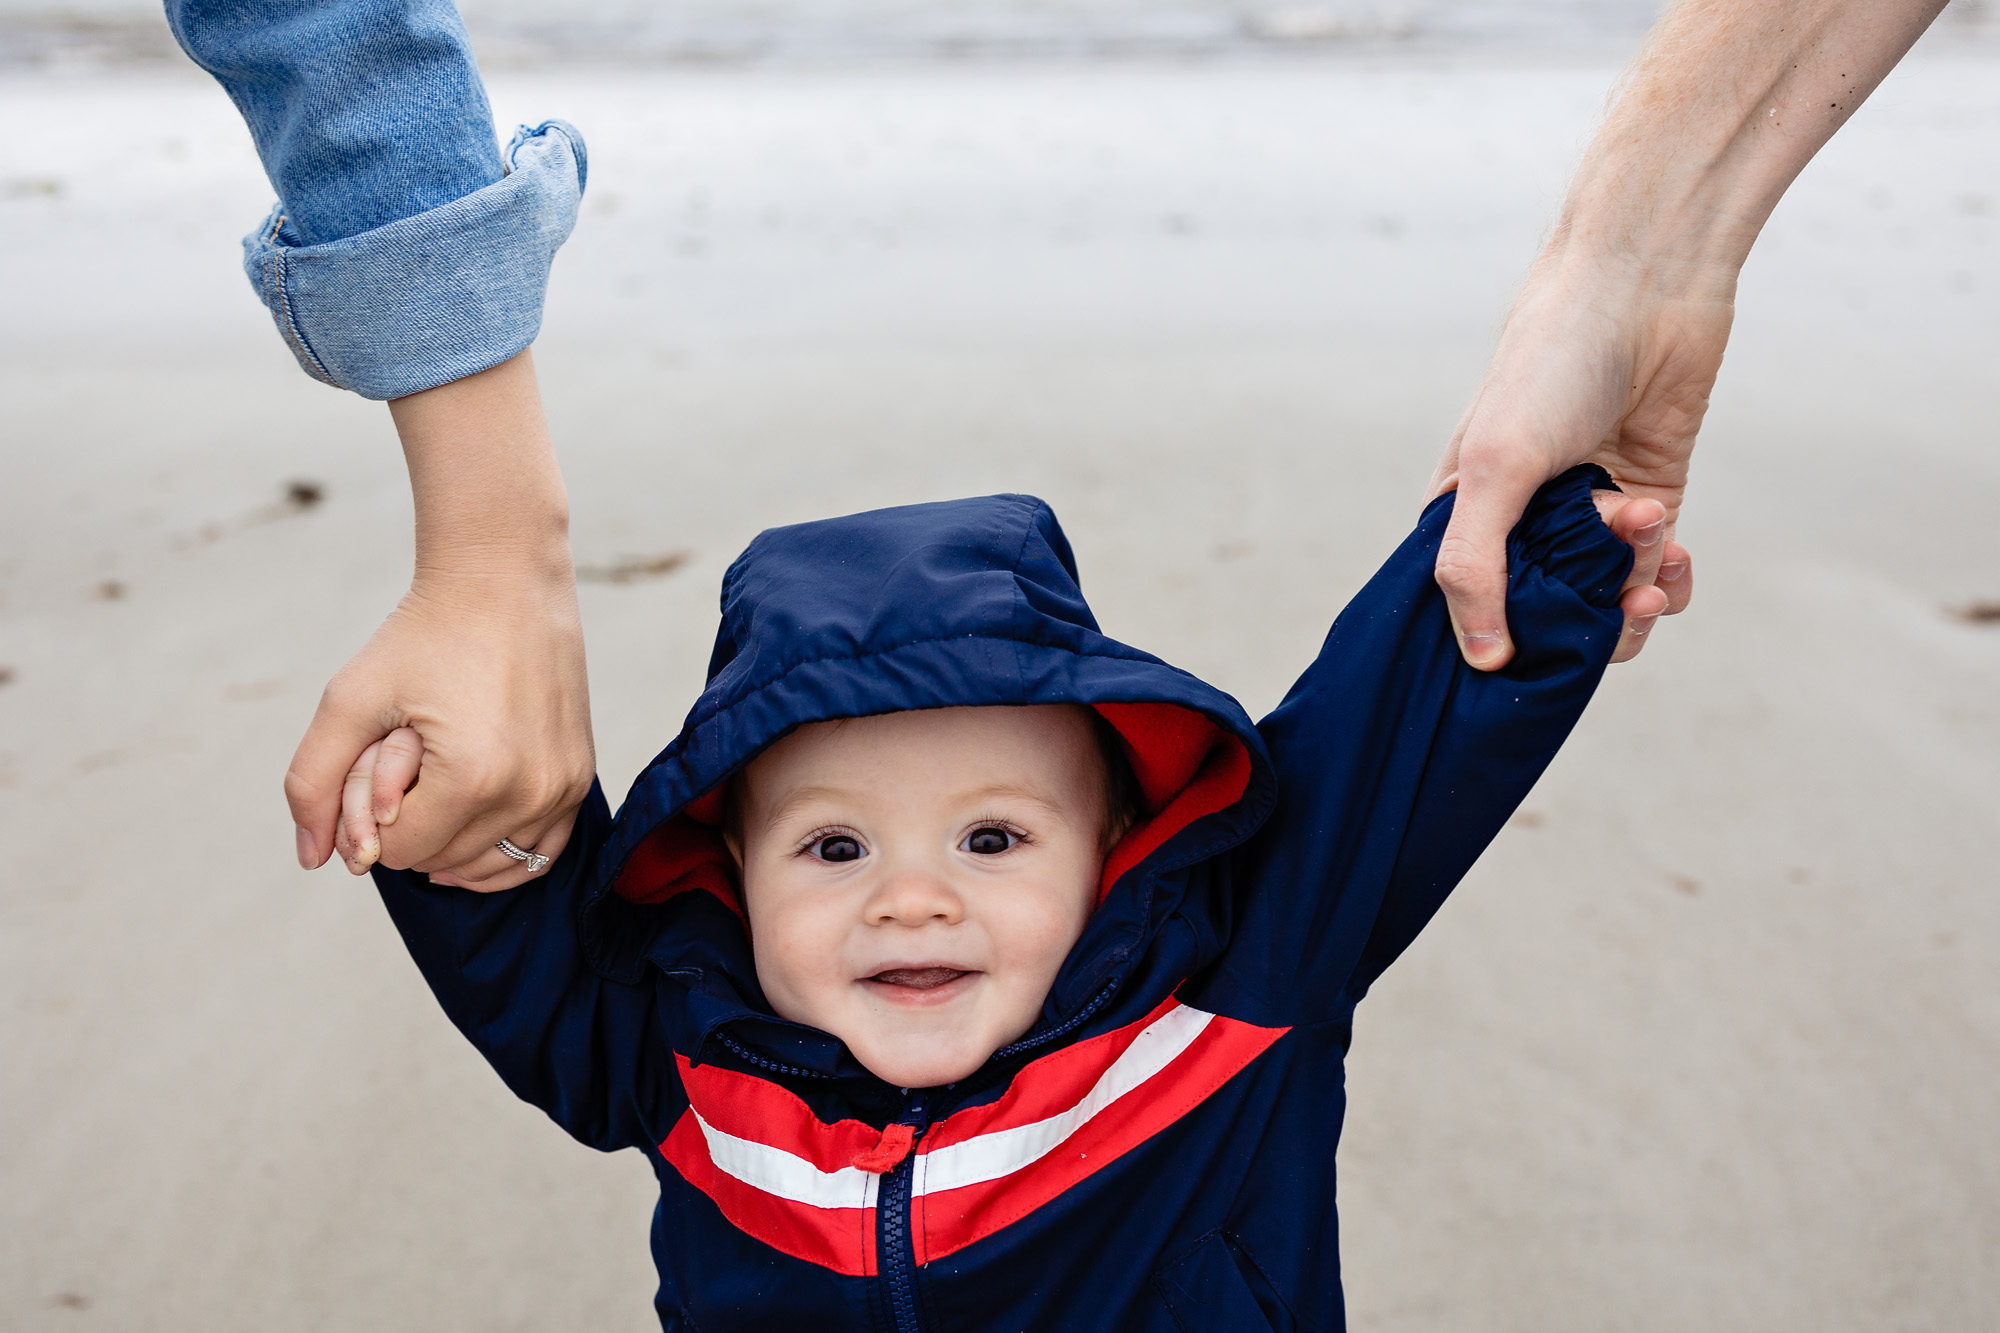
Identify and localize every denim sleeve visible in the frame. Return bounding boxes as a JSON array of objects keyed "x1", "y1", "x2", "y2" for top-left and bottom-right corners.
[
  {"x1": 165, "y1": 0, "x2": 586, "y2": 400},
  {"x1": 1216, "y1": 466, "x2": 1631, "y2": 1022}
]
